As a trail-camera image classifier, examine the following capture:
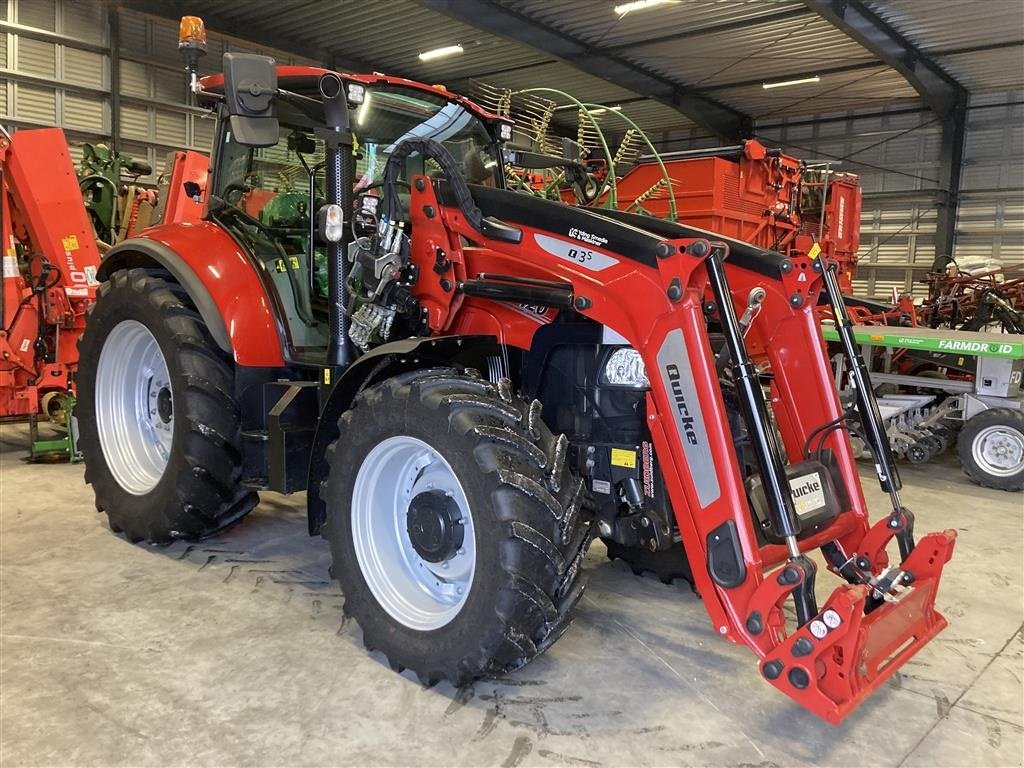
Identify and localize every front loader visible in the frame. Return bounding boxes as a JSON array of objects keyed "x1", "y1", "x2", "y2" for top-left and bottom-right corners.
[{"x1": 76, "y1": 18, "x2": 956, "y2": 724}]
